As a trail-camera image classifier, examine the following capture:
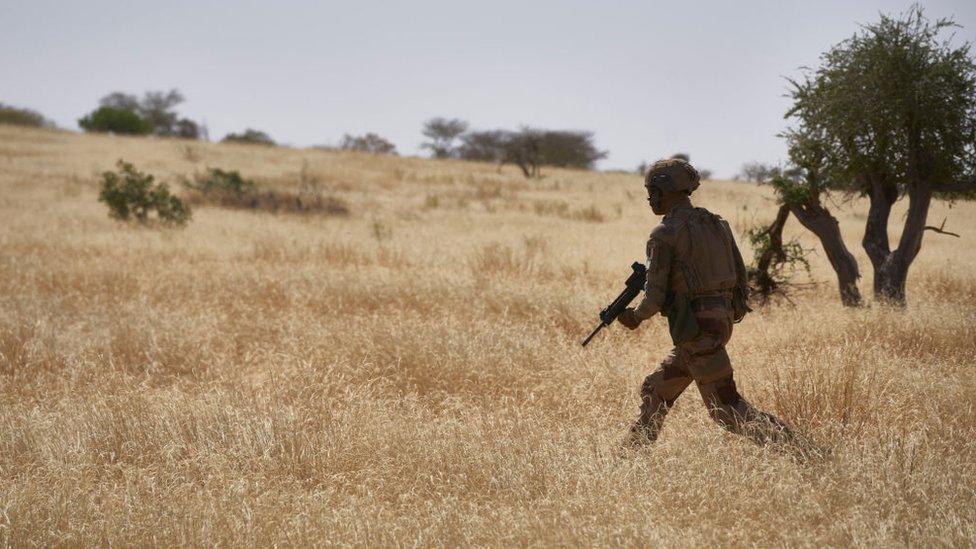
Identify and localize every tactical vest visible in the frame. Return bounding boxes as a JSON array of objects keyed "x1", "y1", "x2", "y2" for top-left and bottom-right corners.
[{"x1": 672, "y1": 208, "x2": 739, "y2": 295}]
